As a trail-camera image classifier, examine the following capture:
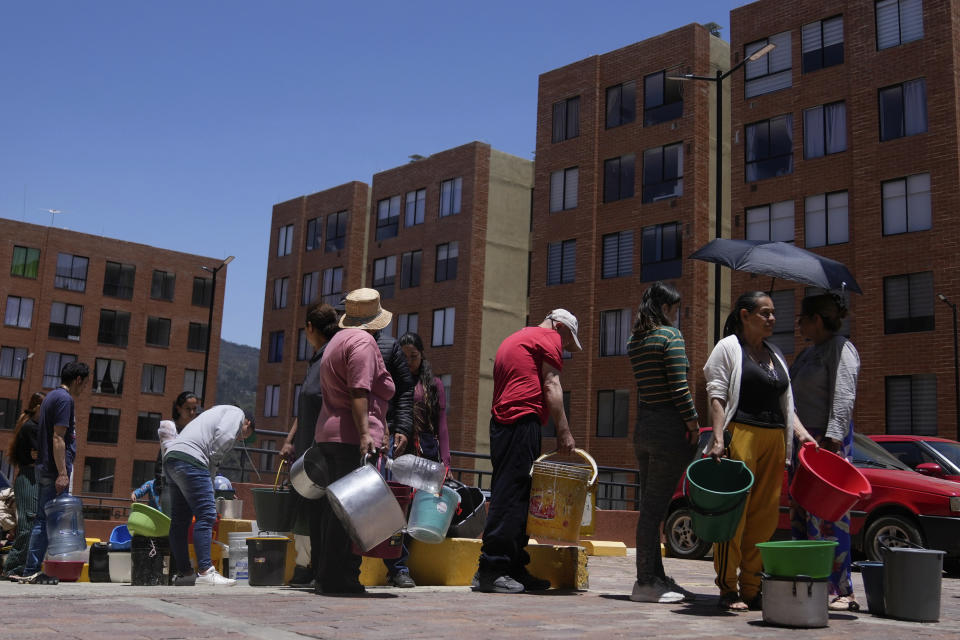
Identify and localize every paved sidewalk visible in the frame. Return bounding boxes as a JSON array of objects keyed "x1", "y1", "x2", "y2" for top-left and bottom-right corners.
[{"x1": 3, "y1": 554, "x2": 958, "y2": 639}]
